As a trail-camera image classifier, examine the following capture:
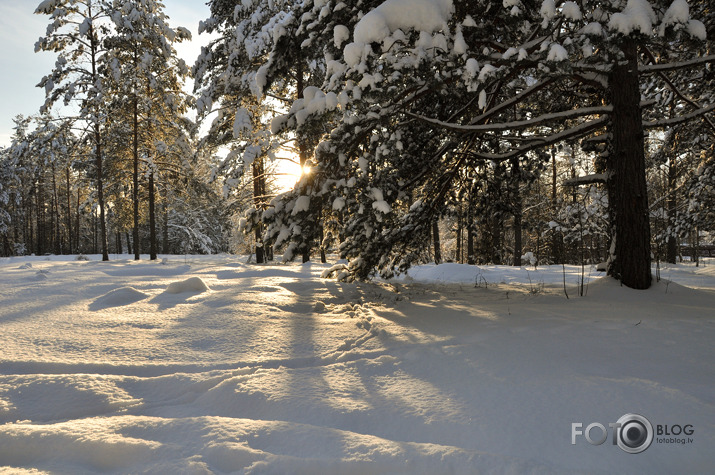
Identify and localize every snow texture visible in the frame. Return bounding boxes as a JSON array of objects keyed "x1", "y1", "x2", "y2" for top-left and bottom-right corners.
[
  {"x1": 344, "y1": 0, "x2": 453, "y2": 68},
  {"x1": 0, "y1": 255, "x2": 714, "y2": 473},
  {"x1": 608, "y1": 0, "x2": 657, "y2": 35},
  {"x1": 165, "y1": 276, "x2": 210, "y2": 294}
]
